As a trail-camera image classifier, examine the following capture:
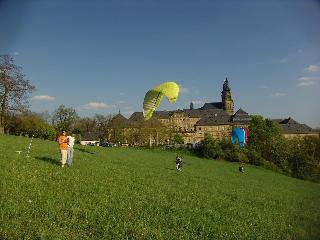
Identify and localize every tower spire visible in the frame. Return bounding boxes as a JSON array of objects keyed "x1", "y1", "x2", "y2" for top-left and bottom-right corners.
[
  {"x1": 190, "y1": 100, "x2": 194, "y2": 110},
  {"x1": 223, "y1": 77, "x2": 230, "y2": 91},
  {"x1": 221, "y1": 78, "x2": 234, "y2": 115}
]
